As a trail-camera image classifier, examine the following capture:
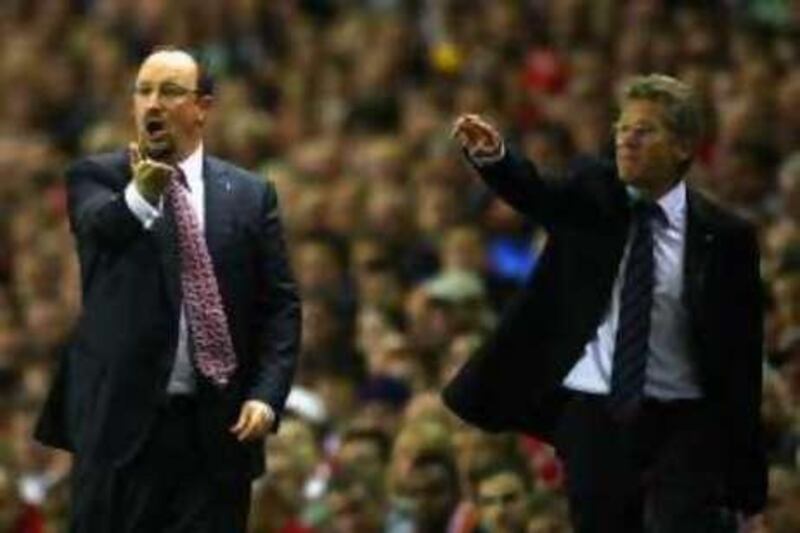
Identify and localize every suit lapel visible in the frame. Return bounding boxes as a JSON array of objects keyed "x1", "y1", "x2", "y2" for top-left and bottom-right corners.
[
  {"x1": 684, "y1": 189, "x2": 717, "y2": 313},
  {"x1": 152, "y1": 196, "x2": 182, "y2": 313},
  {"x1": 202, "y1": 156, "x2": 232, "y2": 269}
]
